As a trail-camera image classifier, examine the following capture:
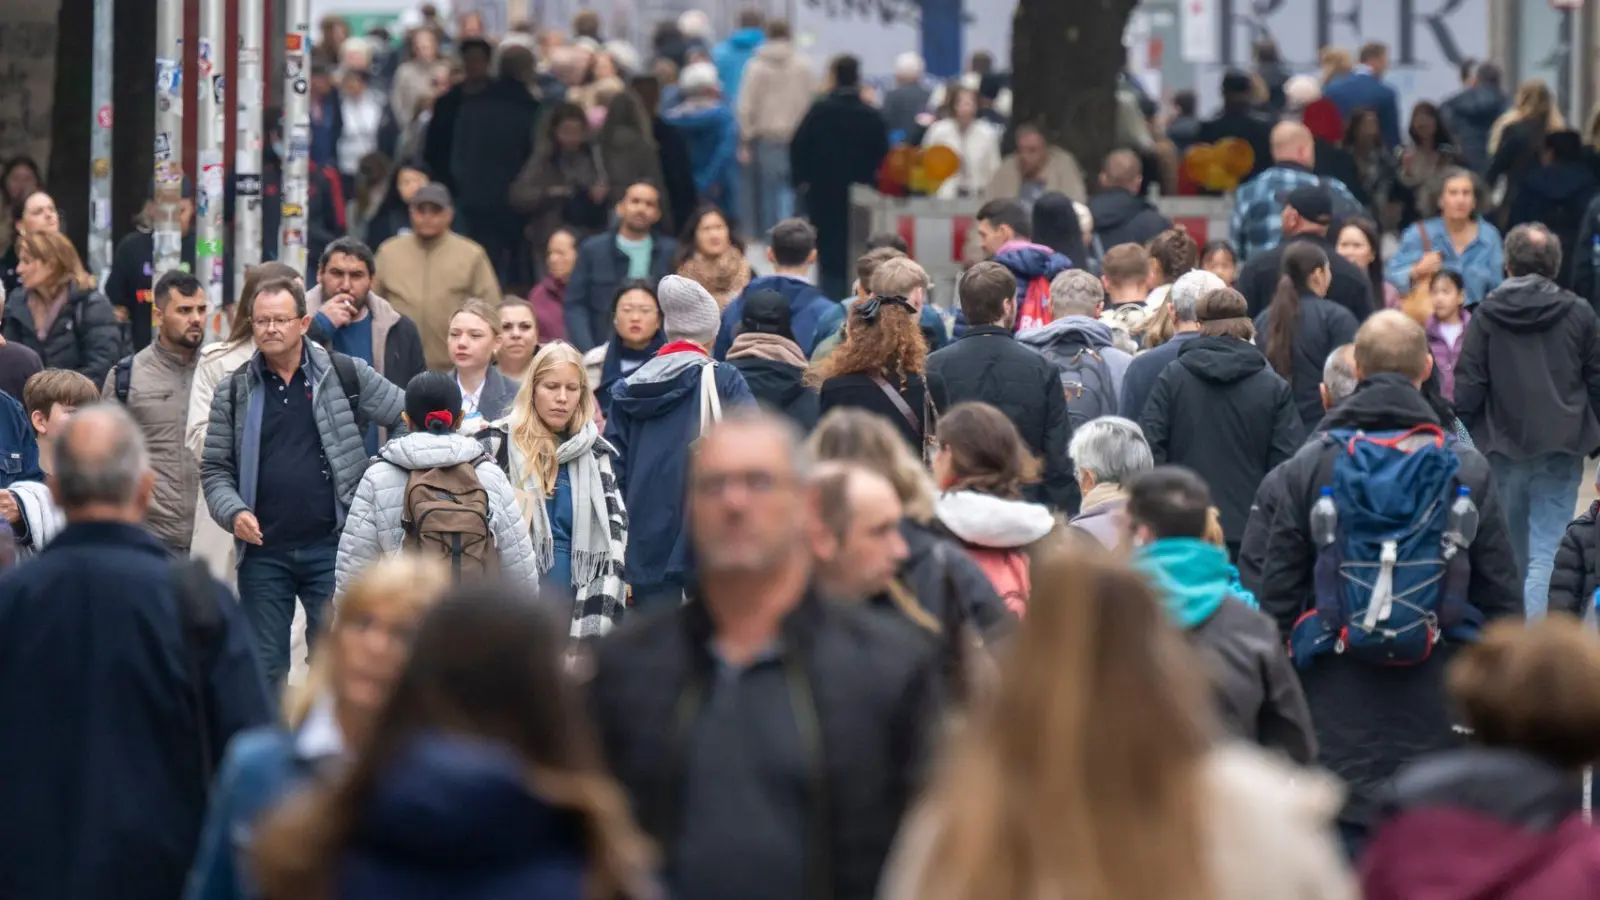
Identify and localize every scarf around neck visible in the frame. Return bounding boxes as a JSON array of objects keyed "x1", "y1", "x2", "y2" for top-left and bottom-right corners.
[
  {"x1": 727, "y1": 331, "x2": 807, "y2": 367},
  {"x1": 511, "y1": 420, "x2": 620, "y2": 590}
]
